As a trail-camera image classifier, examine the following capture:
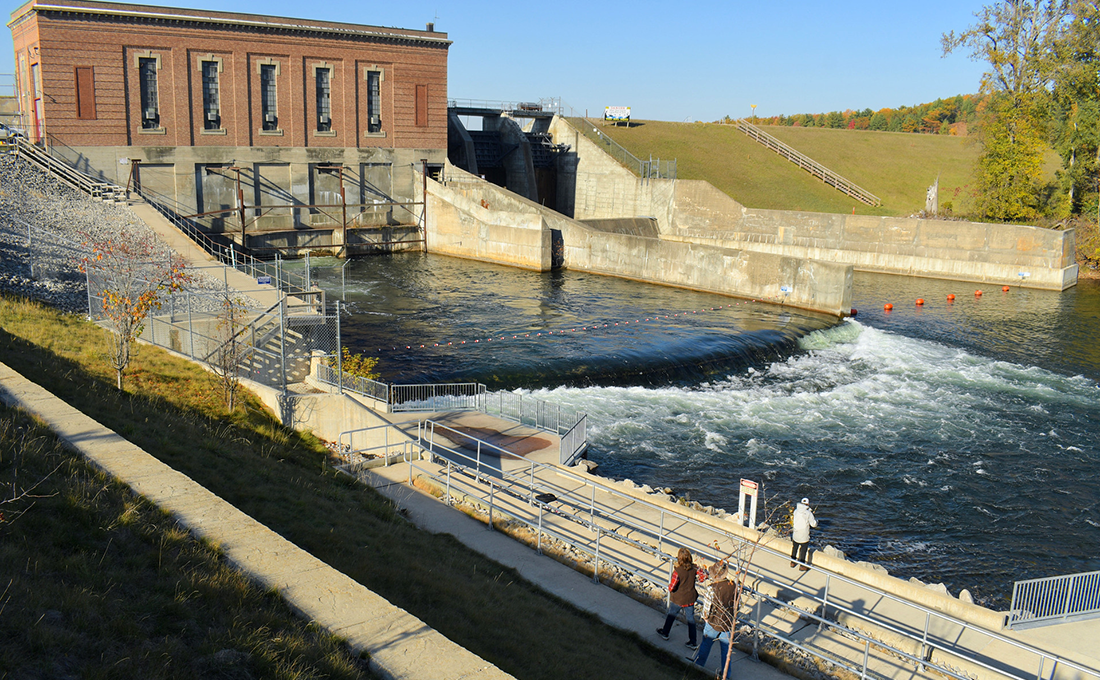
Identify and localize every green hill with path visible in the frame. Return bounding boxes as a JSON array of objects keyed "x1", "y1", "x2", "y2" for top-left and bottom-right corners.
[{"x1": 592, "y1": 120, "x2": 1060, "y2": 219}]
